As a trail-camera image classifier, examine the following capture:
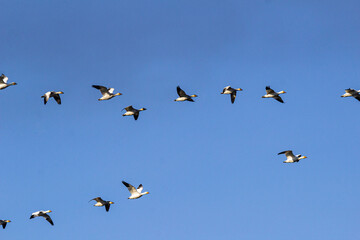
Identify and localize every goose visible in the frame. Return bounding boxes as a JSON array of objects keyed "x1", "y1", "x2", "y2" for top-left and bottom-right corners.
[
  {"x1": 122, "y1": 106, "x2": 147, "y2": 120},
  {"x1": 262, "y1": 86, "x2": 286, "y2": 103},
  {"x1": 30, "y1": 210, "x2": 54, "y2": 225},
  {"x1": 92, "y1": 85, "x2": 122, "y2": 100},
  {"x1": 0, "y1": 220, "x2": 11, "y2": 229},
  {"x1": 122, "y1": 181, "x2": 149, "y2": 199},
  {"x1": 341, "y1": 88, "x2": 360, "y2": 101},
  {"x1": 221, "y1": 86, "x2": 243, "y2": 104},
  {"x1": 278, "y1": 150, "x2": 307, "y2": 163},
  {"x1": 174, "y1": 86, "x2": 198, "y2": 102},
  {"x1": 0, "y1": 74, "x2": 17, "y2": 90},
  {"x1": 41, "y1": 91, "x2": 64, "y2": 105},
  {"x1": 89, "y1": 197, "x2": 114, "y2": 212}
]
